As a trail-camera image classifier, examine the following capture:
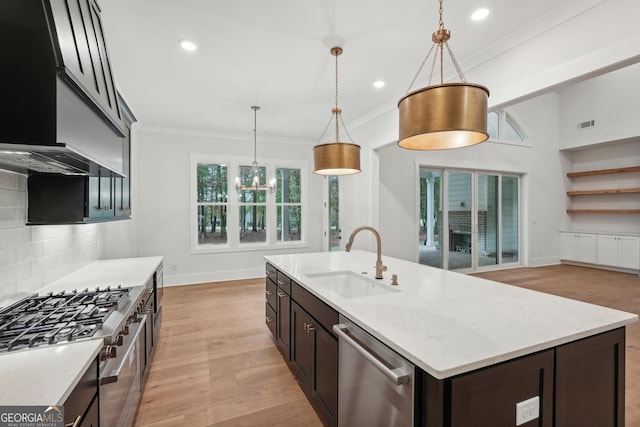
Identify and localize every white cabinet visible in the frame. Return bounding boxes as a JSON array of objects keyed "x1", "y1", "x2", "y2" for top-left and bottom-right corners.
[
  {"x1": 561, "y1": 233, "x2": 596, "y2": 264},
  {"x1": 597, "y1": 235, "x2": 640, "y2": 270}
]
